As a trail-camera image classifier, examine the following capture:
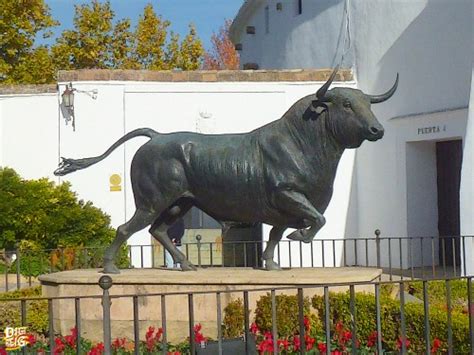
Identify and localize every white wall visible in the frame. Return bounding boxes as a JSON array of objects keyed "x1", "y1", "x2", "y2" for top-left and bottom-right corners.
[
  {"x1": 406, "y1": 141, "x2": 438, "y2": 267},
  {"x1": 0, "y1": 94, "x2": 59, "y2": 180},
  {"x1": 460, "y1": 66, "x2": 474, "y2": 275}
]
